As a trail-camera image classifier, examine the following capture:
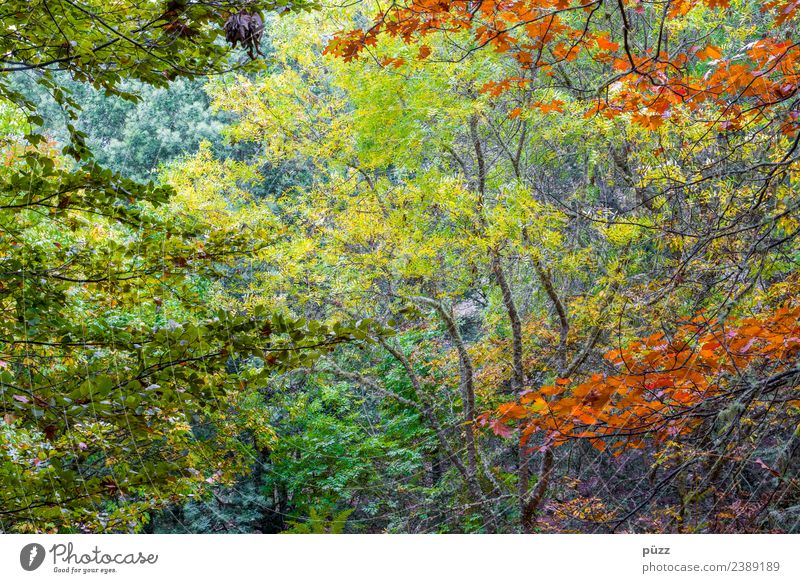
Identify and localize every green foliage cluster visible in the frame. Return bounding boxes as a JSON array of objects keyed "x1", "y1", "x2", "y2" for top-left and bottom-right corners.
[{"x1": 0, "y1": 0, "x2": 343, "y2": 533}]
